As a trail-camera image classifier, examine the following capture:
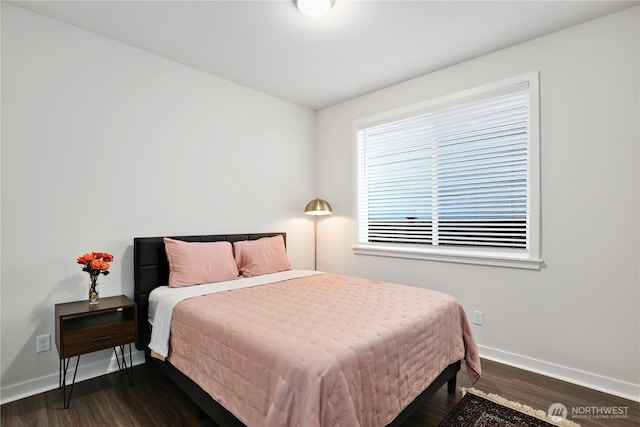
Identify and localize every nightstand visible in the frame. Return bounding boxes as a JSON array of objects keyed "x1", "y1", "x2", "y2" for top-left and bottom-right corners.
[{"x1": 55, "y1": 295, "x2": 137, "y2": 409}]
